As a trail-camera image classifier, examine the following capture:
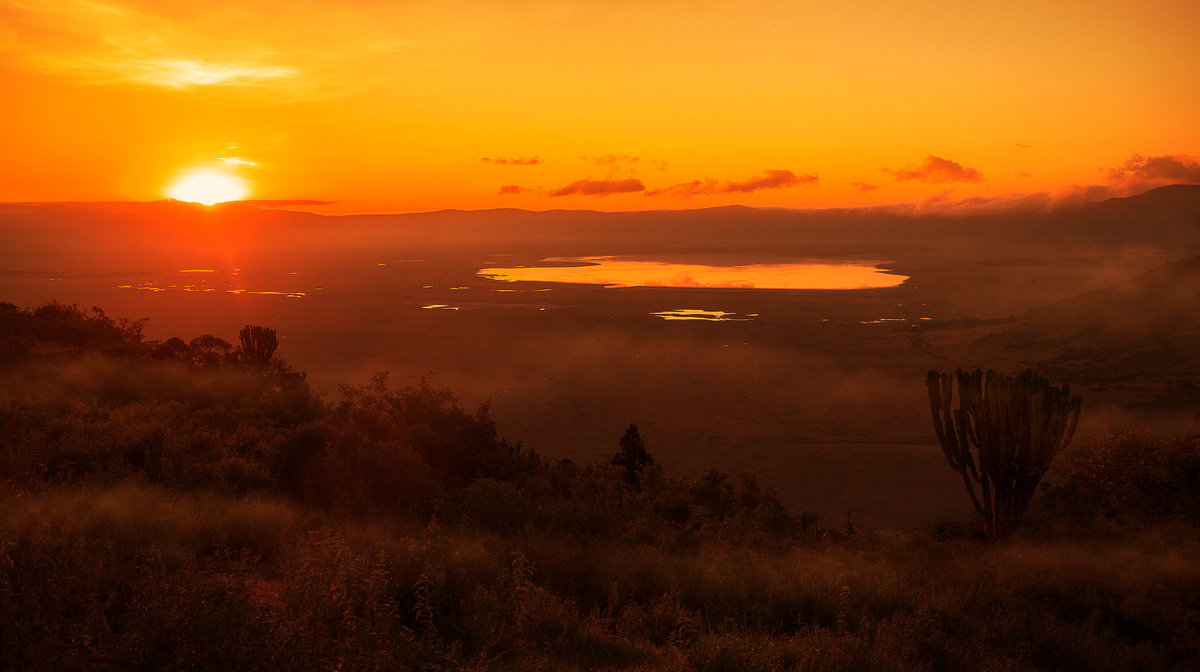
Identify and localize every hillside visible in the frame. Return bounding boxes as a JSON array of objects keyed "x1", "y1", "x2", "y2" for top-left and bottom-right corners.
[
  {"x1": 939, "y1": 255, "x2": 1200, "y2": 382},
  {"x1": 3, "y1": 301, "x2": 1200, "y2": 671},
  {"x1": 1047, "y1": 184, "x2": 1200, "y2": 248}
]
